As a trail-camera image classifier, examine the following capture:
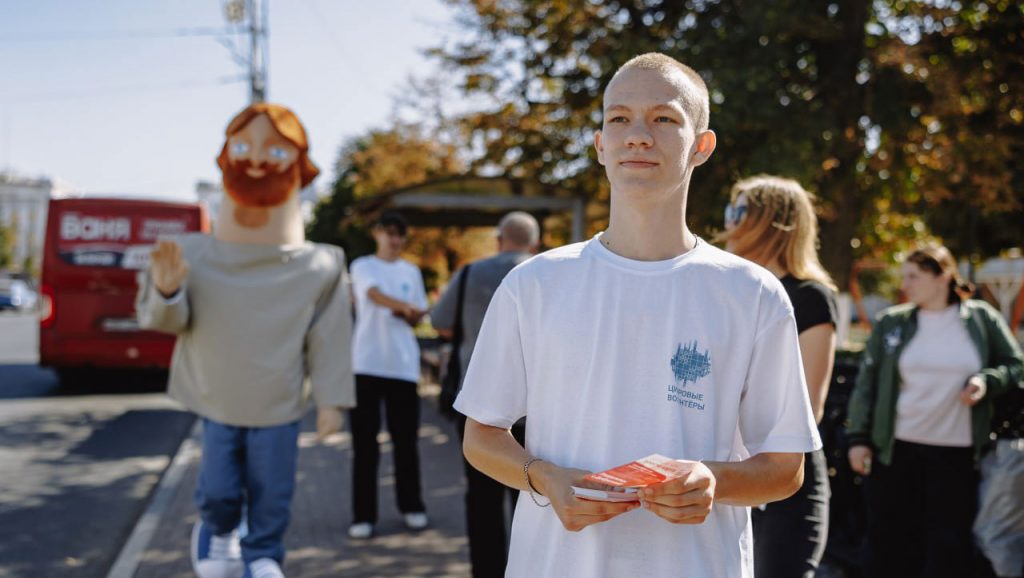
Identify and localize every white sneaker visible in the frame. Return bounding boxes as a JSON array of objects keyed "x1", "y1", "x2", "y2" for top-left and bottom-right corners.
[
  {"x1": 347, "y1": 522, "x2": 374, "y2": 539},
  {"x1": 403, "y1": 512, "x2": 429, "y2": 531},
  {"x1": 246, "y1": 558, "x2": 285, "y2": 578},
  {"x1": 190, "y1": 521, "x2": 244, "y2": 578}
]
